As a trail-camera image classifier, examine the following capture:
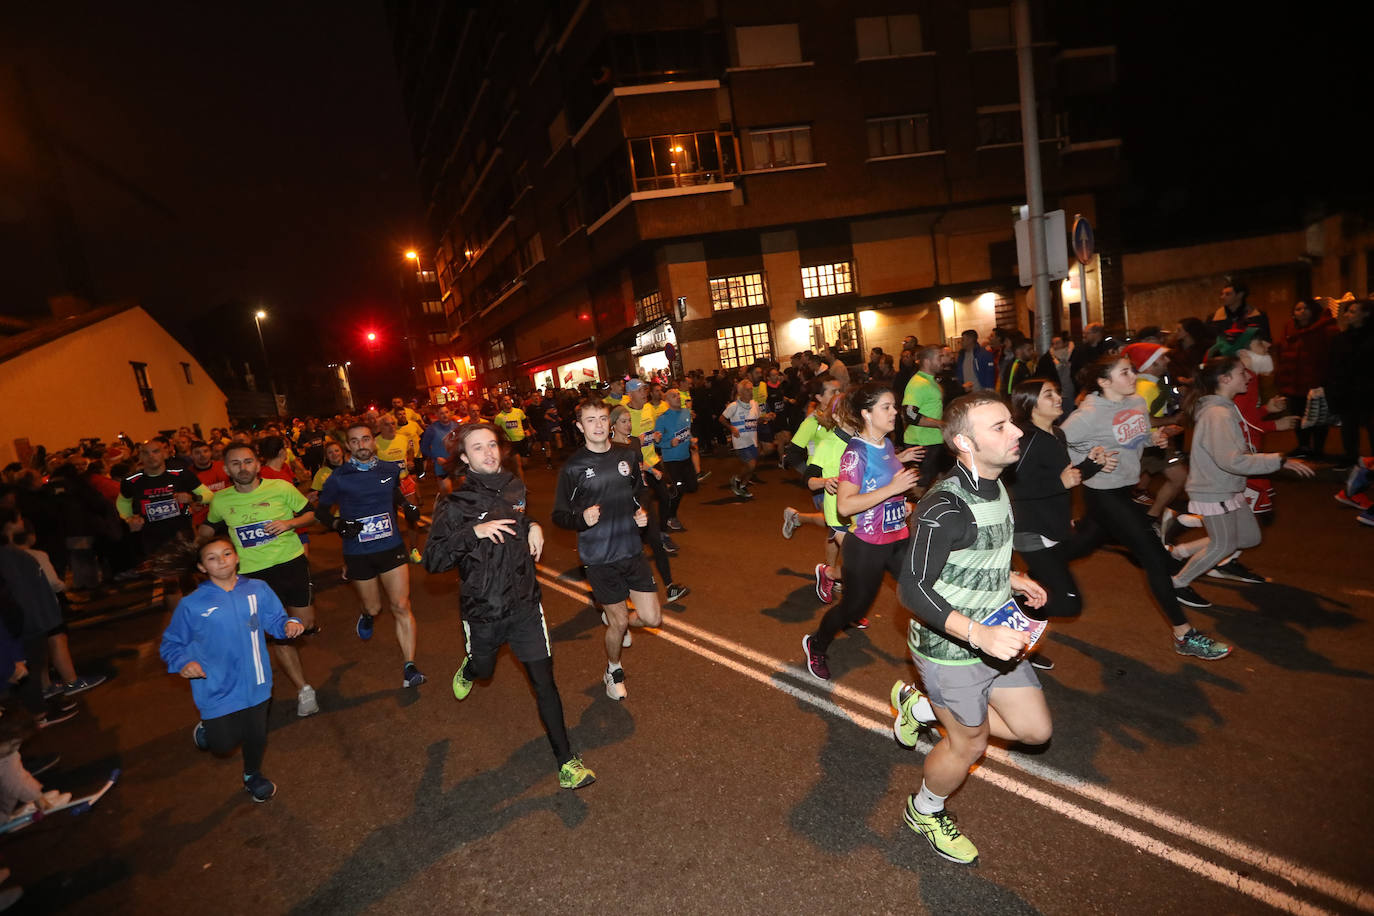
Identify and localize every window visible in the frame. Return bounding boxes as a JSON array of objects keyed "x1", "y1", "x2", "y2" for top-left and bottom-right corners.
[
  {"x1": 628, "y1": 131, "x2": 735, "y2": 191},
  {"x1": 867, "y1": 114, "x2": 932, "y2": 158},
  {"x1": 518, "y1": 232, "x2": 545, "y2": 272},
  {"x1": 180, "y1": 361, "x2": 193, "y2": 384},
  {"x1": 710, "y1": 273, "x2": 767, "y2": 311},
  {"x1": 584, "y1": 150, "x2": 633, "y2": 222},
  {"x1": 744, "y1": 126, "x2": 812, "y2": 170},
  {"x1": 429, "y1": 332, "x2": 448, "y2": 345},
  {"x1": 434, "y1": 359, "x2": 456, "y2": 374},
  {"x1": 976, "y1": 105, "x2": 1022, "y2": 146},
  {"x1": 810, "y1": 314, "x2": 858, "y2": 352},
  {"x1": 609, "y1": 30, "x2": 718, "y2": 82},
  {"x1": 558, "y1": 195, "x2": 582, "y2": 237},
  {"x1": 421, "y1": 299, "x2": 444, "y2": 315},
  {"x1": 969, "y1": 7, "x2": 1012, "y2": 49},
  {"x1": 717, "y1": 322, "x2": 773, "y2": 369},
  {"x1": 637, "y1": 291, "x2": 666, "y2": 324},
  {"x1": 801, "y1": 262, "x2": 854, "y2": 298},
  {"x1": 485, "y1": 338, "x2": 507, "y2": 369},
  {"x1": 855, "y1": 14, "x2": 923, "y2": 58},
  {"x1": 735, "y1": 24, "x2": 802, "y2": 67},
  {"x1": 130, "y1": 362, "x2": 157, "y2": 412}
]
